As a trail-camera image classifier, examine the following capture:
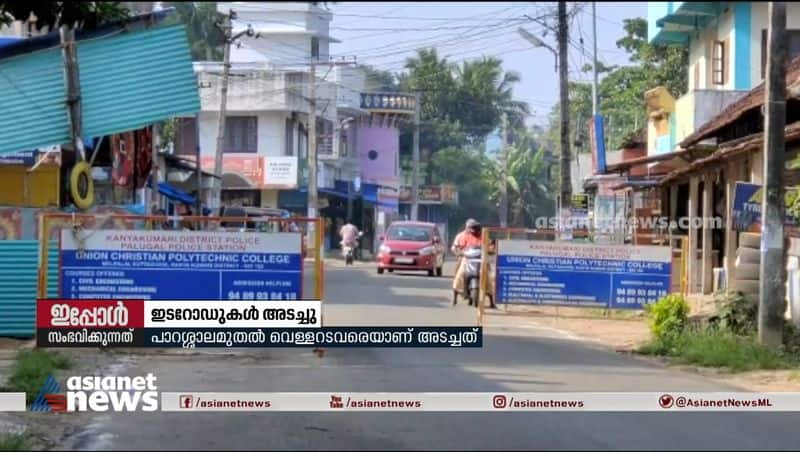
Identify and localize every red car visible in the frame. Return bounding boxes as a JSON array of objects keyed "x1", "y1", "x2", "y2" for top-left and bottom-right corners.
[{"x1": 376, "y1": 221, "x2": 446, "y2": 276}]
